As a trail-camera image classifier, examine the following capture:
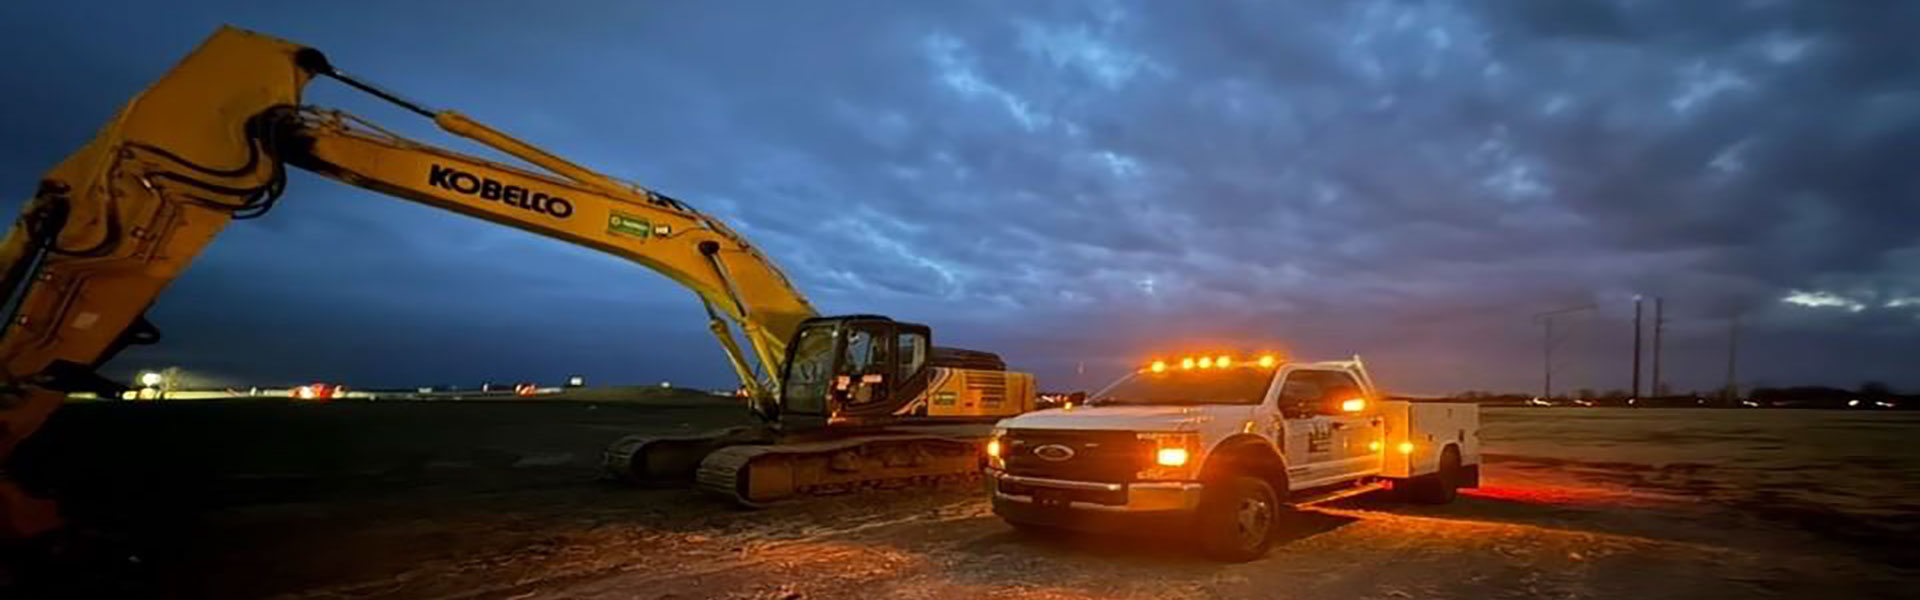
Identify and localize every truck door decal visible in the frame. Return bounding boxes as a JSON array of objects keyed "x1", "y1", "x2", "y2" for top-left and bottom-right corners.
[{"x1": 1306, "y1": 421, "x2": 1334, "y2": 455}]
